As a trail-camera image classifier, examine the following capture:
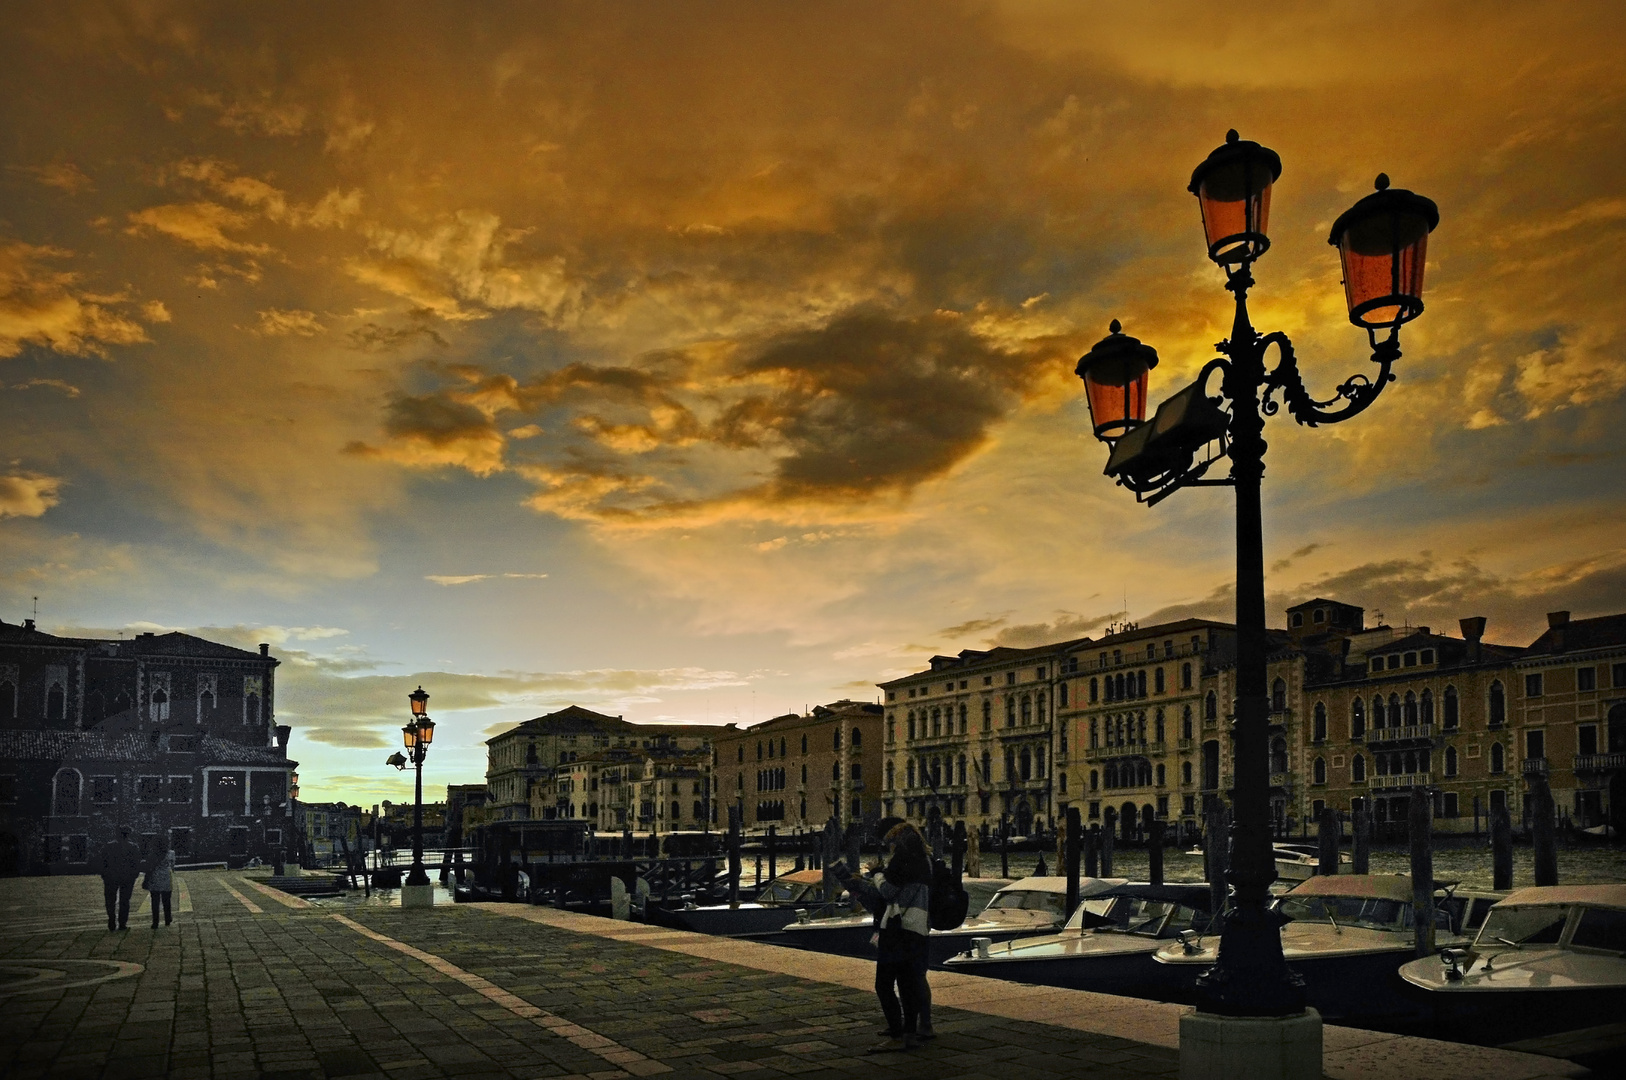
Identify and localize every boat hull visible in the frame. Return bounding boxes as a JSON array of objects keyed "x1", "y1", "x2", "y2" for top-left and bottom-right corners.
[
  {"x1": 770, "y1": 922, "x2": 1055, "y2": 966},
  {"x1": 947, "y1": 946, "x2": 1182, "y2": 999},
  {"x1": 1156, "y1": 947, "x2": 1434, "y2": 1024}
]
